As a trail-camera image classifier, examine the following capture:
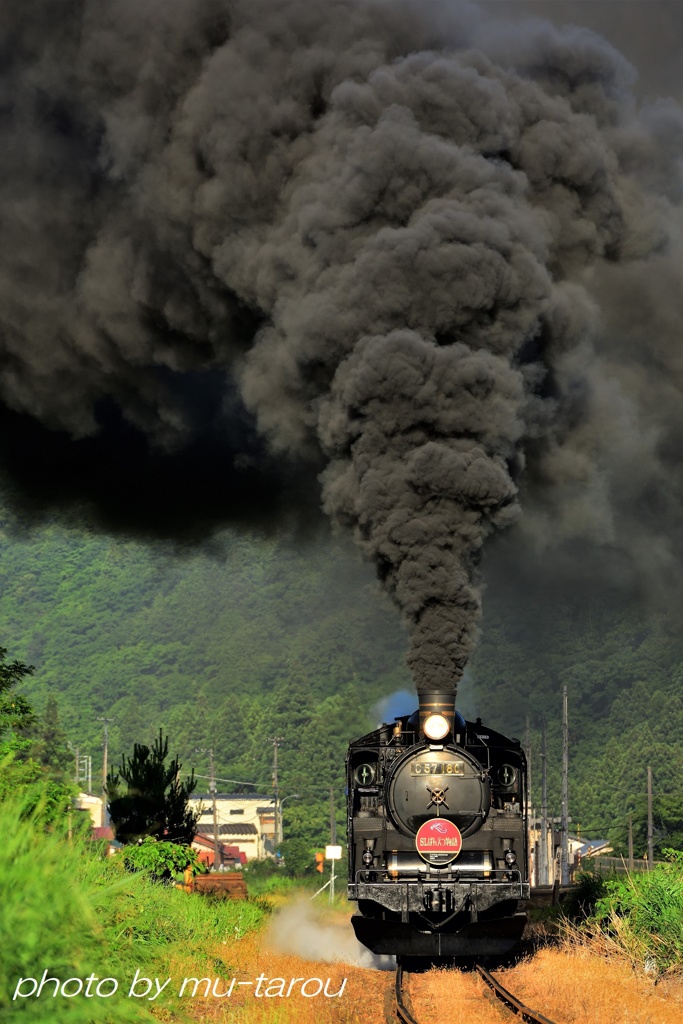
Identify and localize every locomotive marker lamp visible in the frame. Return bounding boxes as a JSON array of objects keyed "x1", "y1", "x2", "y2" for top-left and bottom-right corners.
[{"x1": 354, "y1": 763, "x2": 376, "y2": 786}]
